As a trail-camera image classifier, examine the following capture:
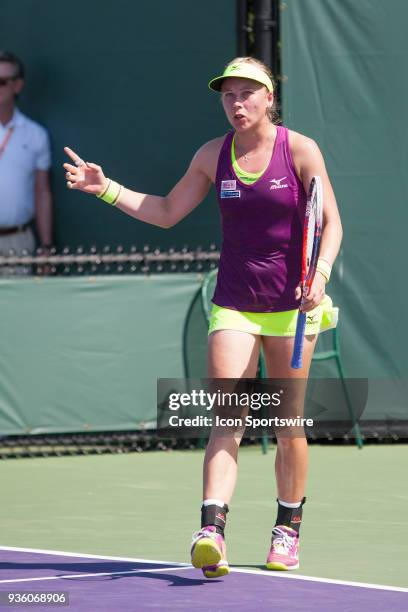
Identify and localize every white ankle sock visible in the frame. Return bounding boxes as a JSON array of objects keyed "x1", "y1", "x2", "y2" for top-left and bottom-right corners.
[
  {"x1": 278, "y1": 499, "x2": 301, "y2": 509},
  {"x1": 203, "y1": 498, "x2": 225, "y2": 507}
]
